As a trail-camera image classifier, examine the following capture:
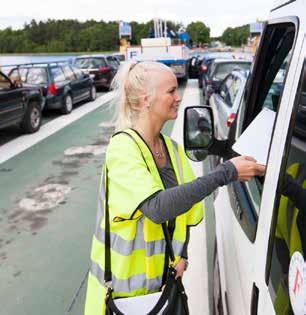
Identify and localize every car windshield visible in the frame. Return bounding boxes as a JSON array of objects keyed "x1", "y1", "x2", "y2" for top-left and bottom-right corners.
[{"x1": 214, "y1": 62, "x2": 251, "y2": 80}]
